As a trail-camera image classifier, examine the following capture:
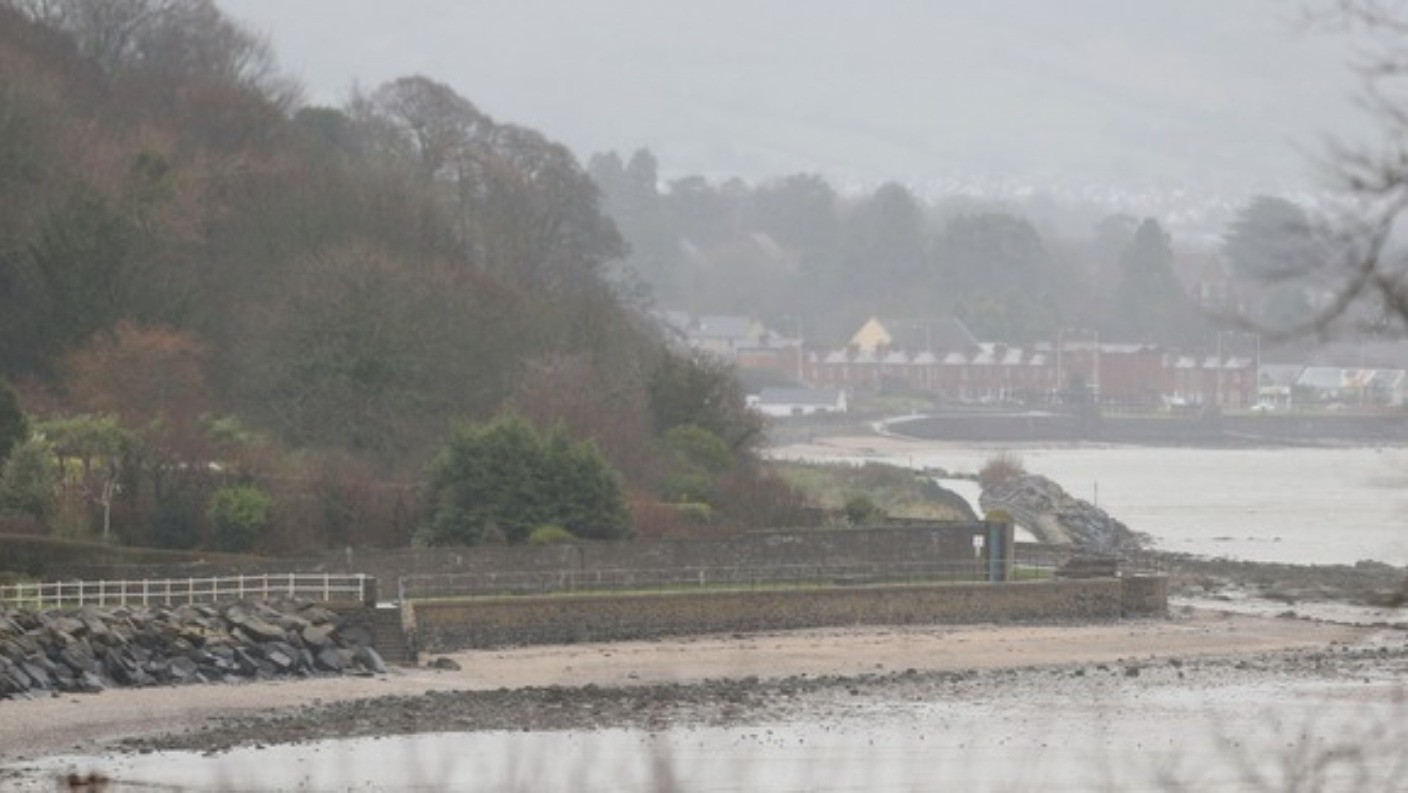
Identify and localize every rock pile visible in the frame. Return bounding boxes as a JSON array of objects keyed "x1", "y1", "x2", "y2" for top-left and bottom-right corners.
[
  {"x1": 0, "y1": 600, "x2": 387, "y2": 700},
  {"x1": 981, "y1": 474, "x2": 1144, "y2": 555}
]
